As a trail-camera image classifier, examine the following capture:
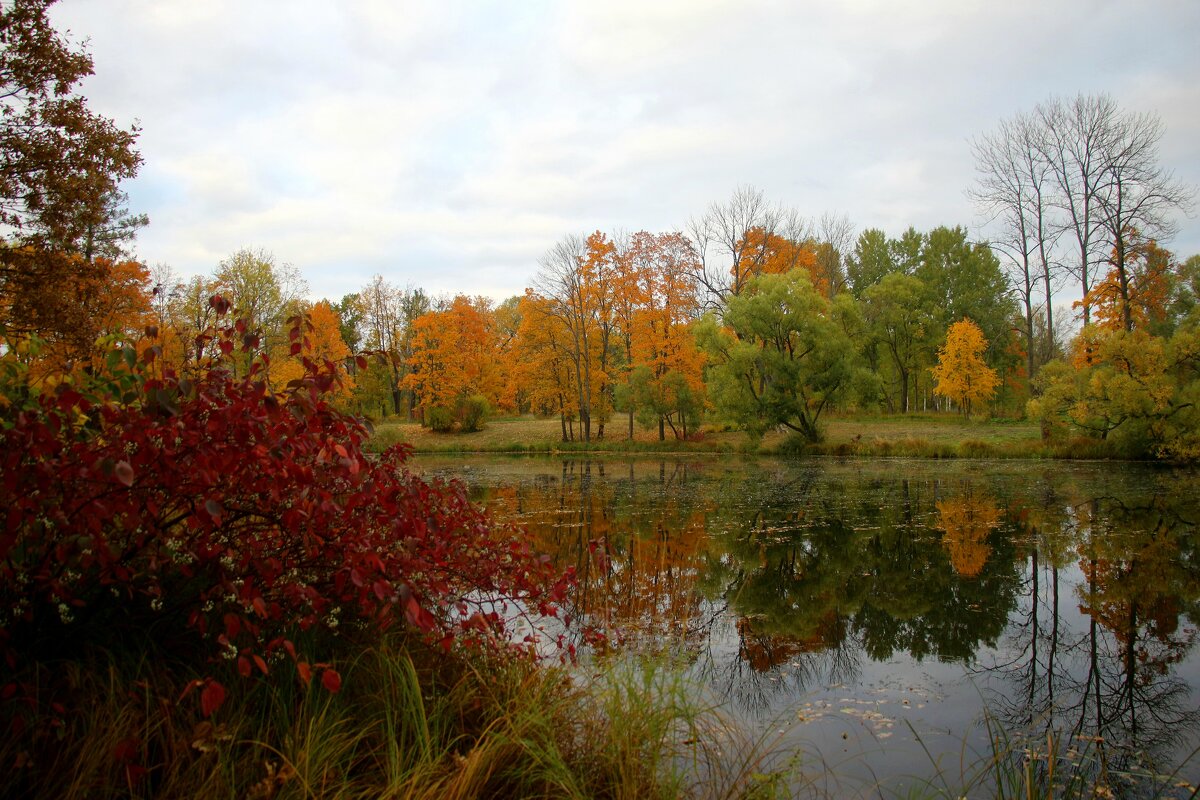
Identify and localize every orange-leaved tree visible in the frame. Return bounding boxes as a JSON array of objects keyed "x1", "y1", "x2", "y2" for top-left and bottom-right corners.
[
  {"x1": 404, "y1": 295, "x2": 499, "y2": 430},
  {"x1": 931, "y1": 317, "x2": 999, "y2": 416},
  {"x1": 626, "y1": 231, "x2": 706, "y2": 439},
  {"x1": 936, "y1": 492, "x2": 1000, "y2": 577},
  {"x1": 735, "y1": 227, "x2": 825, "y2": 295},
  {"x1": 5, "y1": 254, "x2": 154, "y2": 387},
  {"x1": 268, "y1": 300, "x2": 354, "y2": 403},
  {"x1": 514, "y1": 291, "x2": 582, "y2": 441},
  {"x1": 1081, "y1": 234, "x2": 1174, "y2": 335}
]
